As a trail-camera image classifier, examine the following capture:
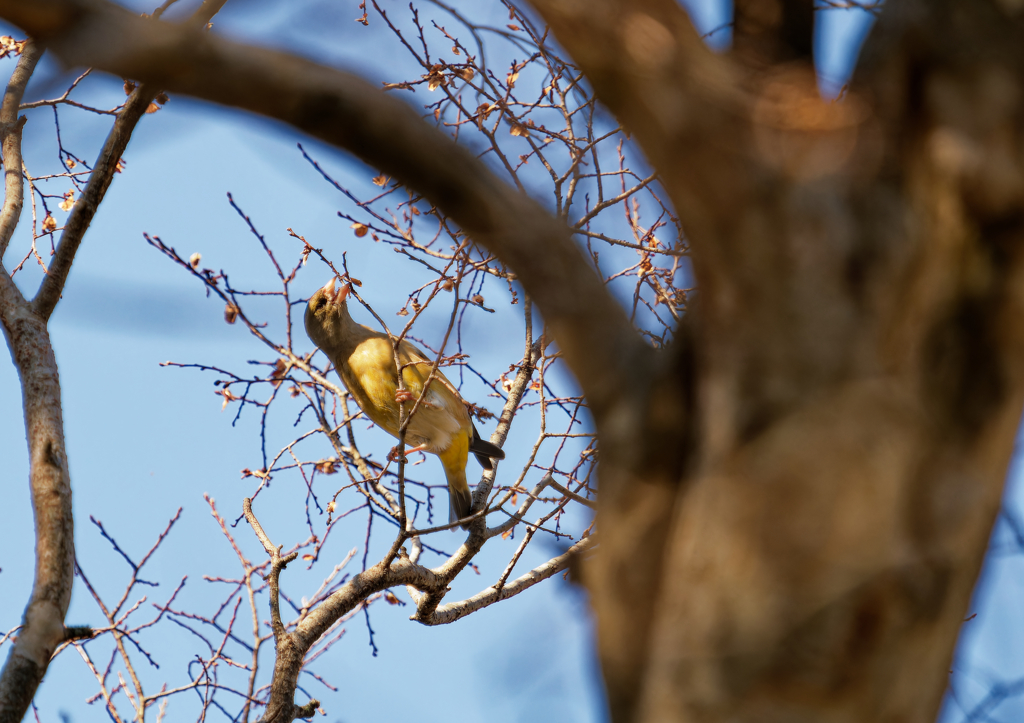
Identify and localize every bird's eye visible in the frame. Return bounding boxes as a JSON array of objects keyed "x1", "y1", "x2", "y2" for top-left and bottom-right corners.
[{"x1": 314, "y1": 297, "x2": 326, "y2": 311}]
